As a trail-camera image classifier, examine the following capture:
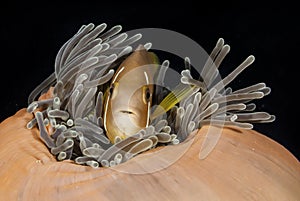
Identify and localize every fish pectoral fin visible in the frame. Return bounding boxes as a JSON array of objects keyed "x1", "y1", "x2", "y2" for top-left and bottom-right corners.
[{"x1": 150, "y1": 83, "x2": 197, "y2": 121}]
